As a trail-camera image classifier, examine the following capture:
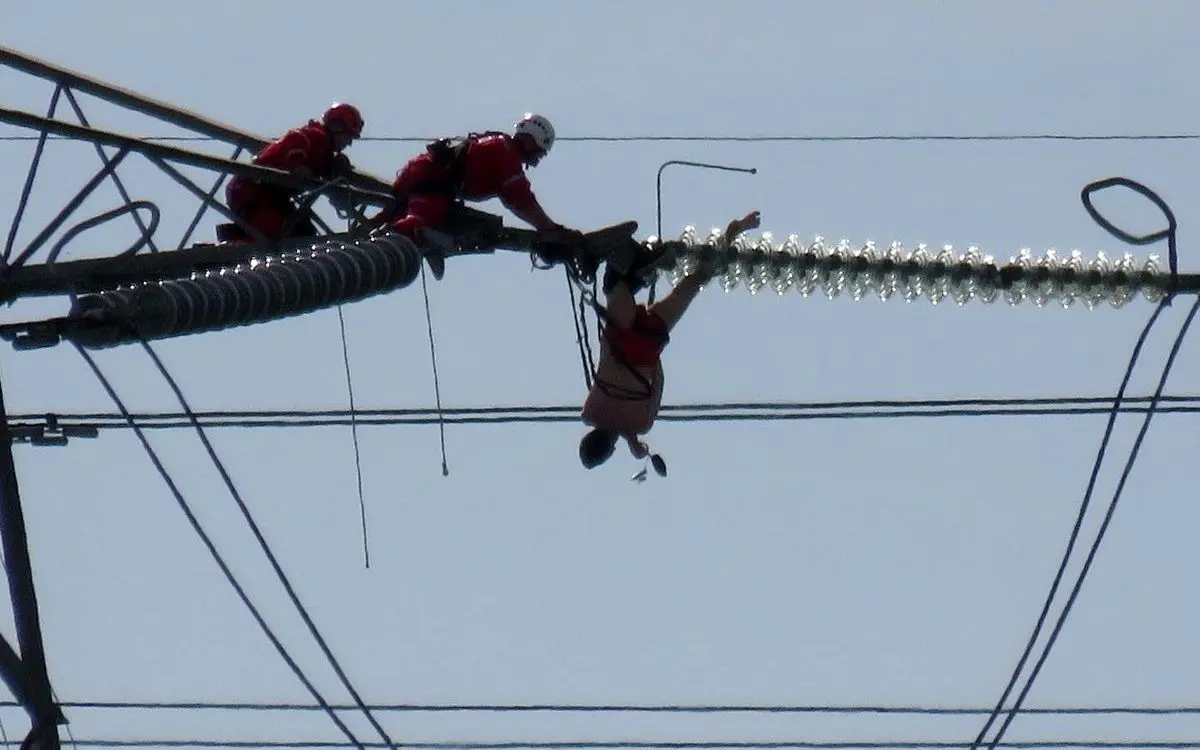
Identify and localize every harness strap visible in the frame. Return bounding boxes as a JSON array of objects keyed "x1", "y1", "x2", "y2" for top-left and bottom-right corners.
[
  {"x1": 588, "y1": 298, "x2": 668, "y2": 401},
  {"x1": 412, "y1": 130, "x2": 508, "y2": 199}
]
